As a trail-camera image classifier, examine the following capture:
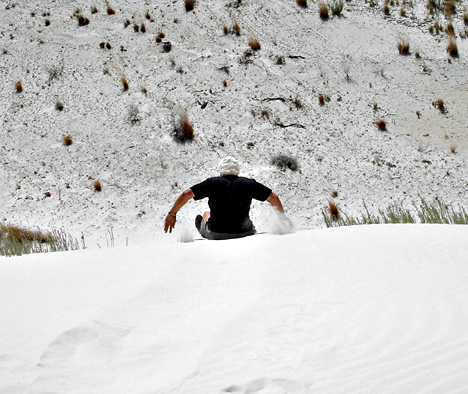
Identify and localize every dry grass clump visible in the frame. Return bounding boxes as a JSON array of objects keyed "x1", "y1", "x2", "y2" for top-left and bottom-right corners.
[
  {"x1": 45, "y1": 19, "x2": 51, "y2": 26},
  {"x1": 397, "y1": 37, "x2": 410, "y2": 55},
  {"x1": 464, "y1": 11, "x2": 468, "y2": 25},
  {"x1": 145, "y1": 11, "x2": 151, "y2": 19},
  {"x1": 93, "y1": 180, "x2": 102, "y2": 192},
  {"x1": 318, "y1": 94, "x2": 330, "y2": 105},
  {"x1": 271, "y1": 154, "x2": 299, "y2": 172},
  {"x1": 433, "y1": 98, "x2": 445, "y2": 112},
  {"x1": 248, "y1": 36, "x2": 261, "y2": 51},
  {"x1": 450, "y1": 144, "x2": 457, "y2": 154},
  {"x1": 121, "y1": 77, "x2": 129, "y2": 91},
  {"x1": 446, "y1": 36, "x2": 458, "y2": 57},
  {"x1": 383, "y1": 1, "x2": 390, "y2": 15},
  {"x1": 62, "y1": 136, "x2": 73, "y2": 146},
  {"x1": 91, "y1": 6, "x2": 98, "y2": 14},
  {"x1": 319, "y1": 3, "x2": 330, "y2": 19},
  {"x1": 0, "y1": 224, "x2": 56, "y2": 245},
  {"x1": 375, "y1": 119, "x2": 387, "y2": 131},
  {"x1": 106, "y1": 6, "x2": 115, "y2": 15},
  {"x1": 222, "y1": 79, "x2": 228, "y2": 87},
  {"x1": 330, "y1": 0, "x2": 344, "y2": 16},
  {"x1": 156, "y1": 32, "x2": 165, "y2": 42},
  {"x1": 185, "y1": 0, "x2": 195, "y2": 11},
  {"x1": 173, "y1": 111, "x2": 194, "y2": 143},
  {"x1": 140, "y1": 23, "x2": 146, "y2": 33},
  {"x1": 297, "y1": 0, "x2": 308, "y2": 8},
  {"x1": 328, "y1": 201, "x2": 340, "y2": 220},
  {"x1": 15, "y1": 81, "x2": 23, "y2": 93}
]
